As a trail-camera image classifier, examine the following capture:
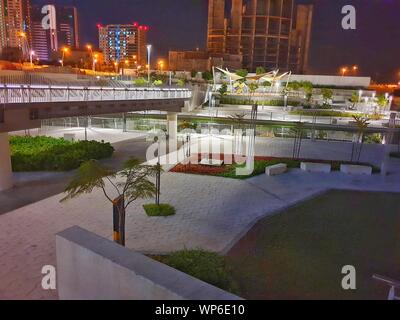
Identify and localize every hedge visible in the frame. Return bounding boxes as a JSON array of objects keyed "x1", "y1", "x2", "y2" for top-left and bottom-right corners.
[{"x1": 10, "y1": 136, "x2": 114, "y2": 171}]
